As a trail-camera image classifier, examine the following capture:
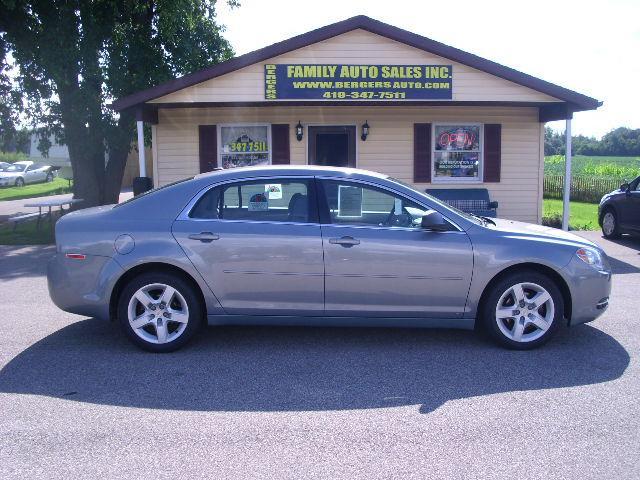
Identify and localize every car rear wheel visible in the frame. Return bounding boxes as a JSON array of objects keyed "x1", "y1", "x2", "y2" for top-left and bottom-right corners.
[
  {"x1": 601, "y1": 209, "x2": 620, "y2": 239},
  {"x1": 117, "y1": 272, "x2": 203, "y2": 352},
  {"x1": 481, "y1": 271, "x2": 563, "y2": 350},
  {"x1": 45, "y1": 172, "x2": 54, "y2": 182},
  {"x1": 15, "y1": 177, "x2": 24, "y2": 187}
]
